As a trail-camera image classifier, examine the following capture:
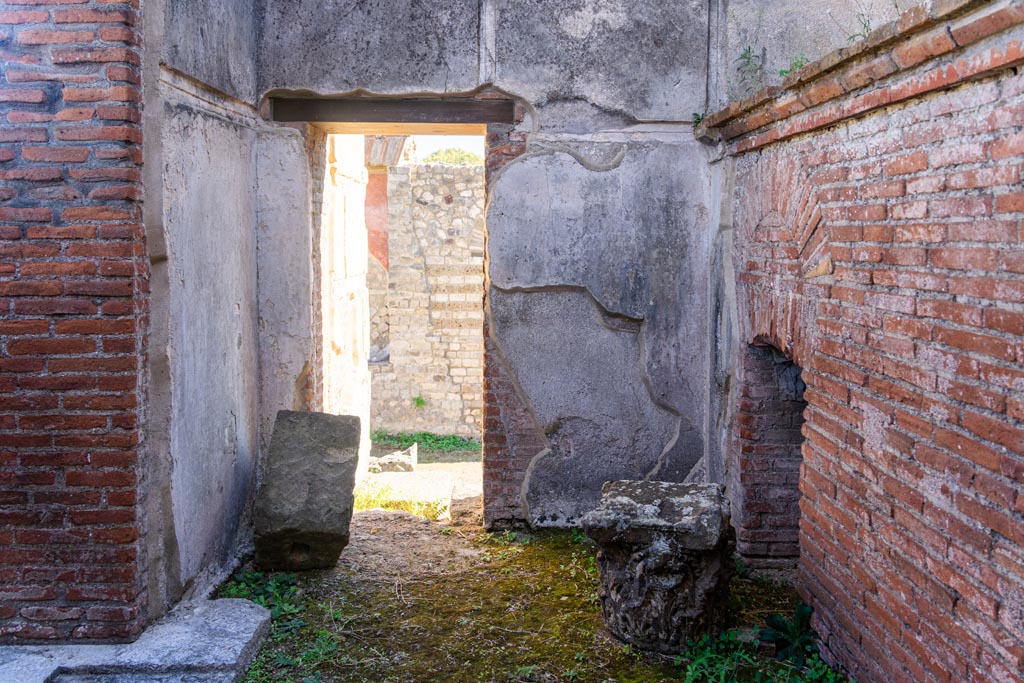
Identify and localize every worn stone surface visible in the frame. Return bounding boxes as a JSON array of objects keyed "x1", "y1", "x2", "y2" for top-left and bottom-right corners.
[
  {"x1": 161, "y1": 90, "x2": 261, "y2": 596},
  {"x1": 581, "y1": 482, "x2": 734, "y2": 653},
  {"x1": 255, "y1": 411, "x2": 361, "y2": 570},
  {"x1": 494, "y1": 0, "x2": 709, "y2": 122},
  {"x1": 256, "y1": 127, "x2": 314, "y2": 459},
  {"x1": 487, "y1": 141, "x2": 713, "y2": 525},
  {"x1": 164, "y1": 0, "x2": 259, "y2": 103},
  {"x1": 369, "y1": 444, "x2": 418, "y2": 473},
  {"x1": 258, "y1": 0, "x2": 480, "y2": 96},
  {"x1": 0, "y1": 600, "x2": 269, "y2": 683}
]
